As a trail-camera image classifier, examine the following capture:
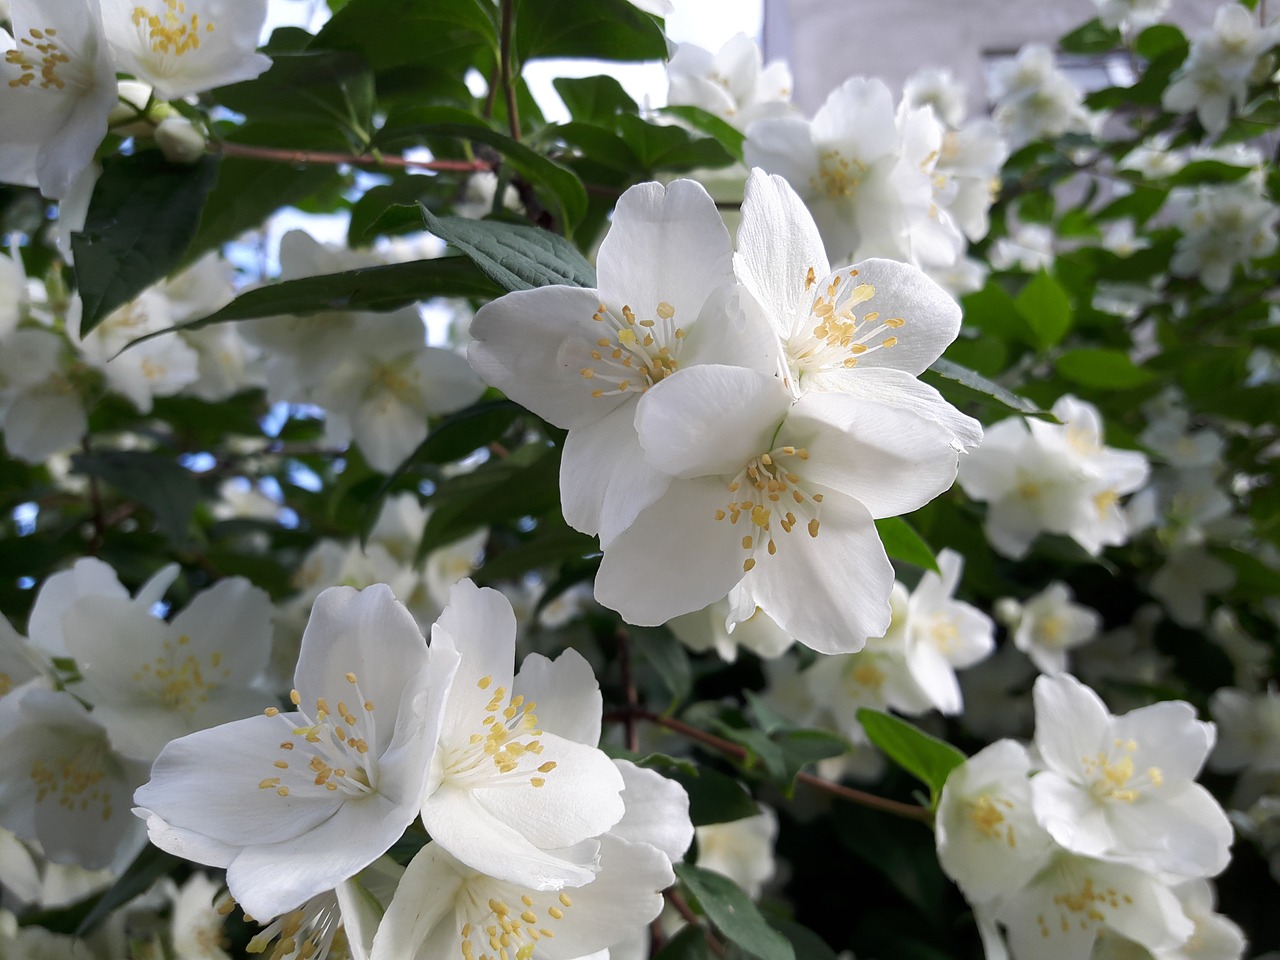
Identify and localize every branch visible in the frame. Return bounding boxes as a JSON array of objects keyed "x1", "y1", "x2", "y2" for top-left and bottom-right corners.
[
  {"x1": 622, "y1": 708, "x2": 933, "y2": 823},
  {"x1": 664, "y1": 889, "x2": 726, "y2": 958},
  {"x1": 499, "y1": 0, "x2": 520, "y2": 140},
  {"x1": 212, "y1": 141, "x2": 494, "y2": 173}
]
